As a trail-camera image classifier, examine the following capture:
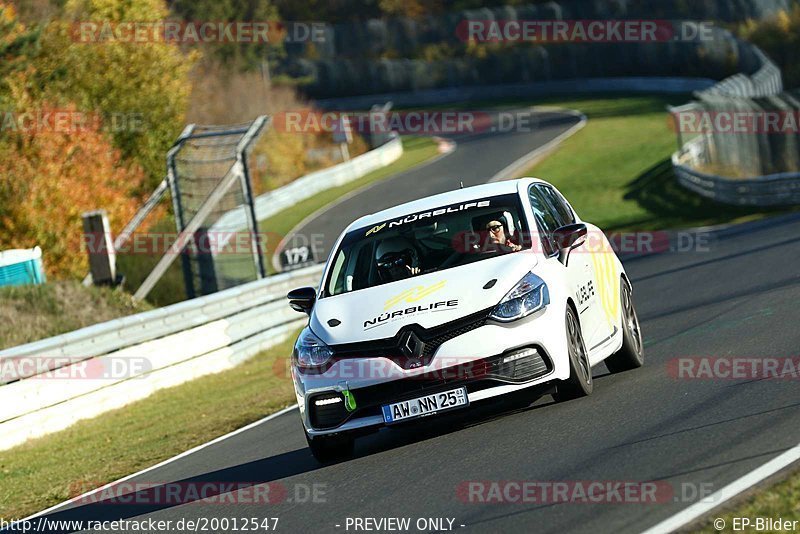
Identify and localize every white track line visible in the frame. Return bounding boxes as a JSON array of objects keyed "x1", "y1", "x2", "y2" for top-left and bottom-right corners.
[
  {"x1": 17, "y1": 404, "x2": 299, "y2": 523},
  {"x1": 488, "y1": 108, "x2": 587, "y2": 183},
  {"x1": 641, "y1": 441, "x2": 800, "y2": 534}
]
